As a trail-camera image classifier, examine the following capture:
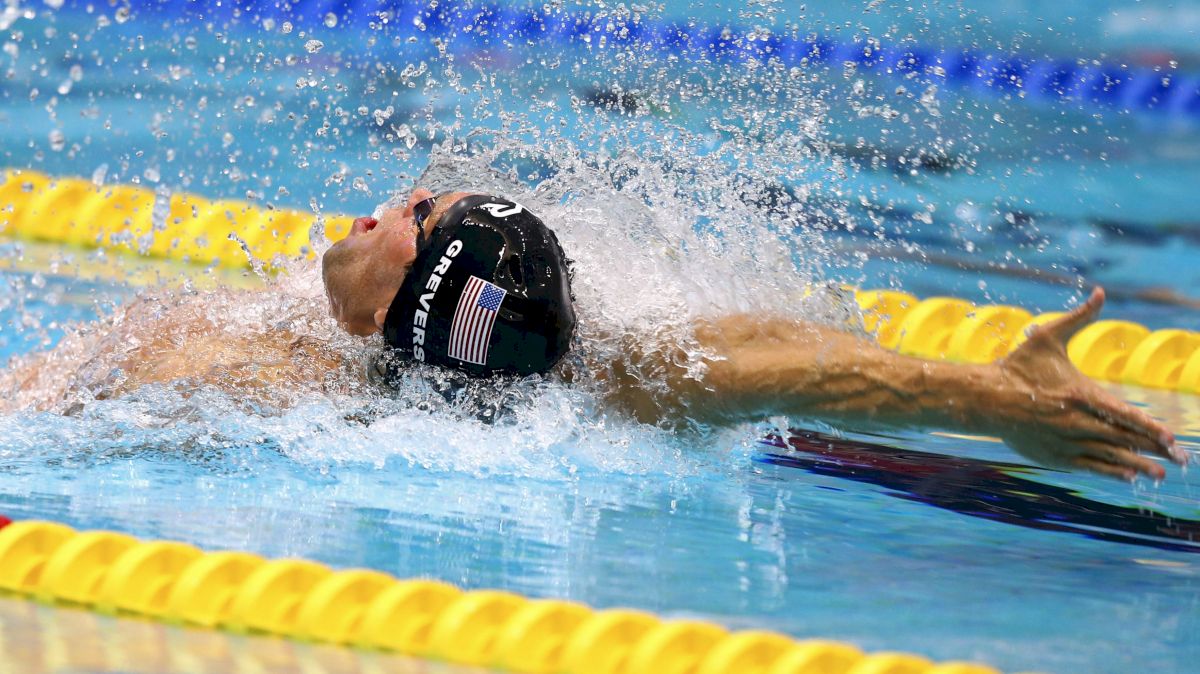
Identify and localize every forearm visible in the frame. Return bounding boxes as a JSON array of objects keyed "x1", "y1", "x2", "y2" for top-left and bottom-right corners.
[
  {"x1": 690, "y1": 315, "x2": 1003, "y2": 433},
  {"x1": 612, "y1": 289, "x2": 1181, "y2": 482}
]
